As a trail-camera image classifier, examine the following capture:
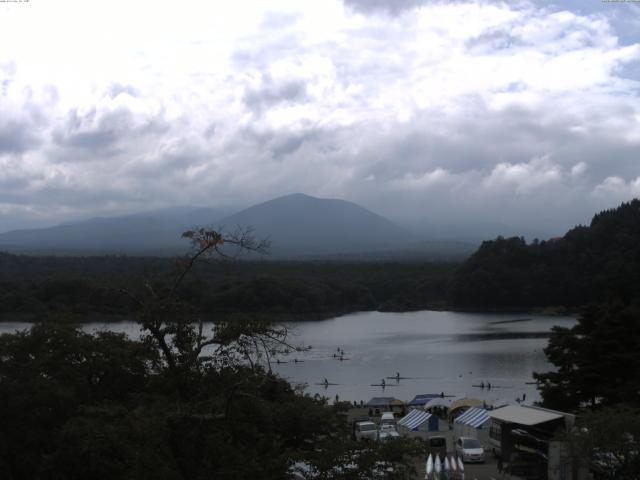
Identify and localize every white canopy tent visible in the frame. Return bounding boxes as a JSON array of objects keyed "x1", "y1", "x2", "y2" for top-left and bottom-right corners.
[
  {"x1": 453, "y1": 407, "x2": 490, "y2": 445},
  {"x1": 397, "y1": 409, "x2": 439, "y2": 434}
]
